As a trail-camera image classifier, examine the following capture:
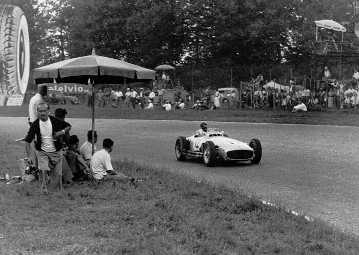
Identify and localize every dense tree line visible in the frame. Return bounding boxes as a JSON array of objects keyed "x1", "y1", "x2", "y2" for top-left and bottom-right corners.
[{"x1": 2, "y1": 0, "x2": 356, "y2": 90}]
